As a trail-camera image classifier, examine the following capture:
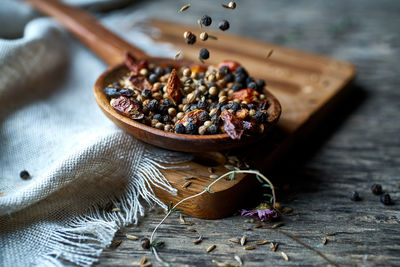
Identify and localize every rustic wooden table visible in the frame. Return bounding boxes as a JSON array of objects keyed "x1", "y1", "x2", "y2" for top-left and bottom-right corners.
[{"x1": 95, "y1": 0, "x2": 400, "y2": 266}]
